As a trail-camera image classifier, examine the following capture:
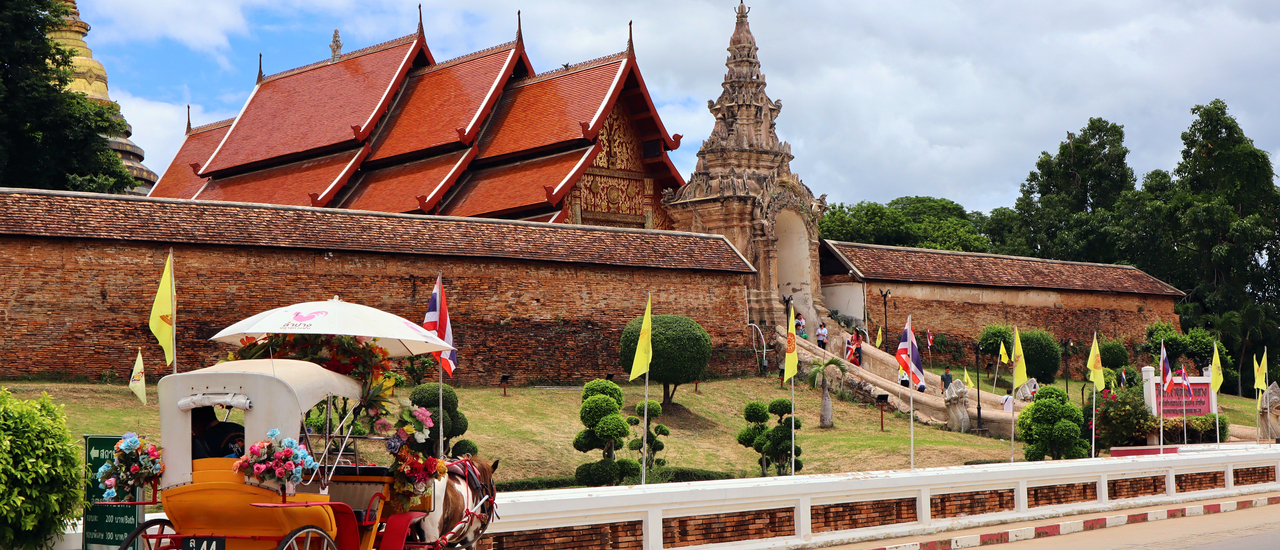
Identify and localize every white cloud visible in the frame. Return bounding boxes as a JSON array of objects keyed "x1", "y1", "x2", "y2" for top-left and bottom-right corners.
[{"x1": 113, "y1": 90, "x2": 238, "y2": 181}]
